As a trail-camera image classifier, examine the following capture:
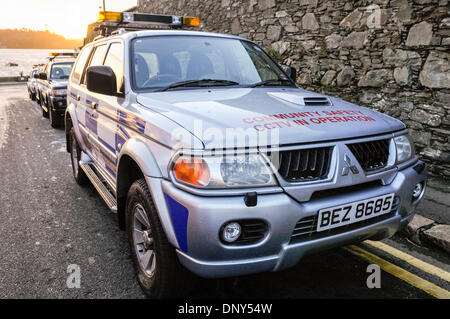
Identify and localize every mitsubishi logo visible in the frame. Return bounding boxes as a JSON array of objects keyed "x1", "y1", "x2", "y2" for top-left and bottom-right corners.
[{"x1": 342, "y1": 154, "x2": 359, "y2": 176}]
